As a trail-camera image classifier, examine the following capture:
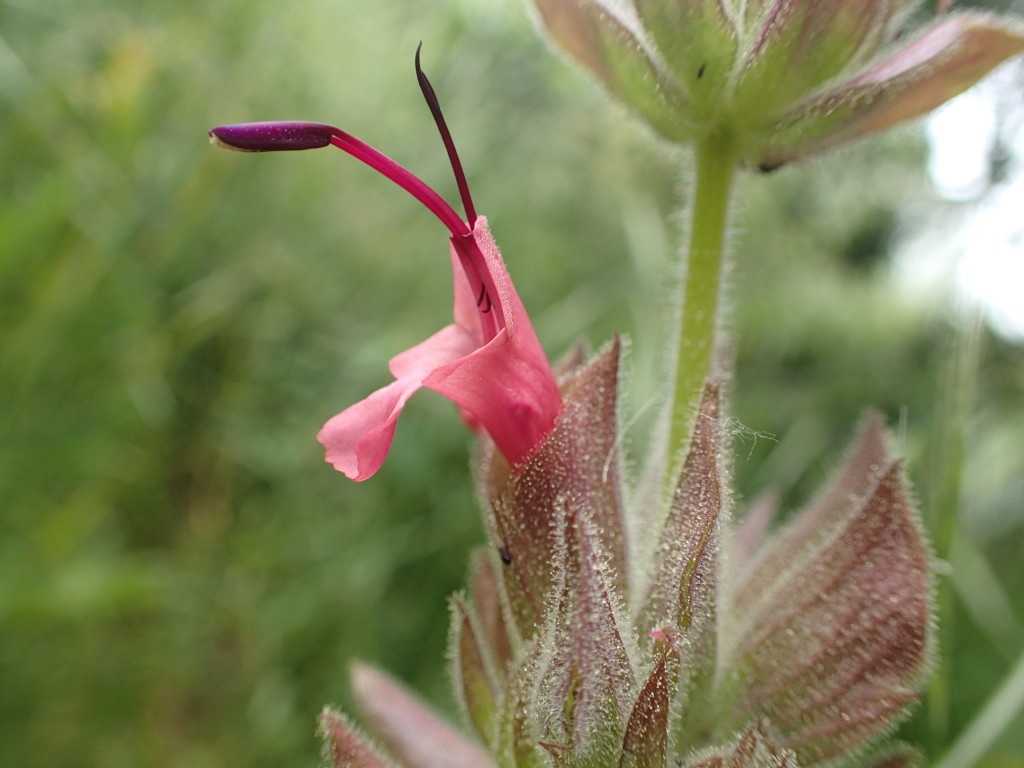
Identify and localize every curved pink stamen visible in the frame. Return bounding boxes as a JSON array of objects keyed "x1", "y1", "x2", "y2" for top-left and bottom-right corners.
[
  {"x1": 209, "y1": 121, "x2": 469, "y2": 238},
  {"x1": 326, "y1": 128, "x2": 470, "y2": 238}
]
